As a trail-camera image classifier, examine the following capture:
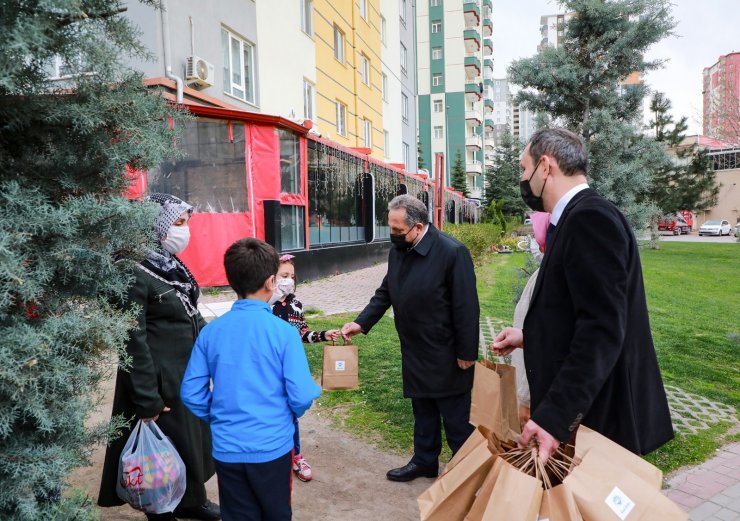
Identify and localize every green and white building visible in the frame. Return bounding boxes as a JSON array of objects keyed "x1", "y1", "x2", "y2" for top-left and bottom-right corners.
[{"x1": 417, "y1": 0, "x2": 493, "y2": 200}]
